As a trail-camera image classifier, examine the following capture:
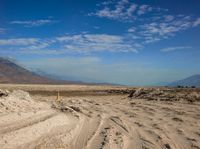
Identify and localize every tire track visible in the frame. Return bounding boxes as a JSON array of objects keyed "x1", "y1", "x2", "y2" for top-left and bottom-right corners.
[{"x1": 0, "y1": 110, "x2": 57, "y2": 135}]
